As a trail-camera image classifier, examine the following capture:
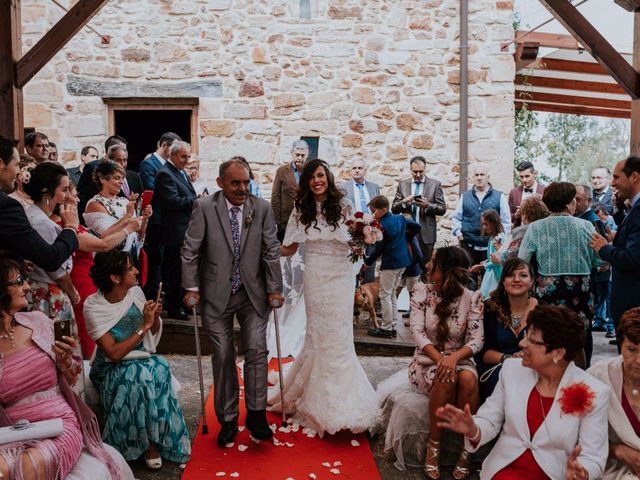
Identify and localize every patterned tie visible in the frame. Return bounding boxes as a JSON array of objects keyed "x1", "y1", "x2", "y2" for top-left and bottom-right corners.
[
  {"x1": 412, "y1": 182, "x2": 422, "y2": 220},
  {"x1": 122, "y1": 179, "x2": 130, "y2": 197},
  {"x1": 229, "y1": 207, "x2": 242, "y2": 293},
  {"x1": 356, "y1": 183, "x2": 369, "y2": 213}
]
